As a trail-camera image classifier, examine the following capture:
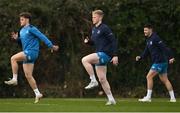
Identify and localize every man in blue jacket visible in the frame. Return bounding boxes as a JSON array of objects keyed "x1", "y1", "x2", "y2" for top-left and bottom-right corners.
[
  {"x1": 136, "y1": 24, "x2": 176, "y2": 102},
  {"x1": 4, "y1": 12, "x2": 59, "y2": 103},
  {"x1": 82, "y1": 10, "x2": 118, "y2": 105}
]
